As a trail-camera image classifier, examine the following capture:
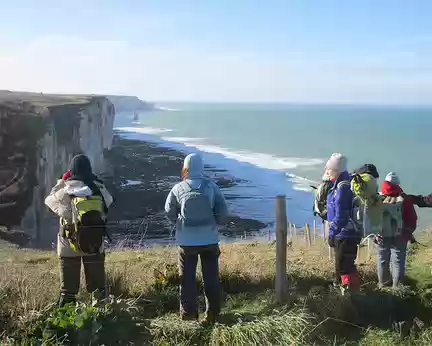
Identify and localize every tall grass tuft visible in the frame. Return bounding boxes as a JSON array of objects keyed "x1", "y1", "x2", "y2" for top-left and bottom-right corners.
[{"x1": 210, "y1": 308, "x2": 316, "y2": 346}]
